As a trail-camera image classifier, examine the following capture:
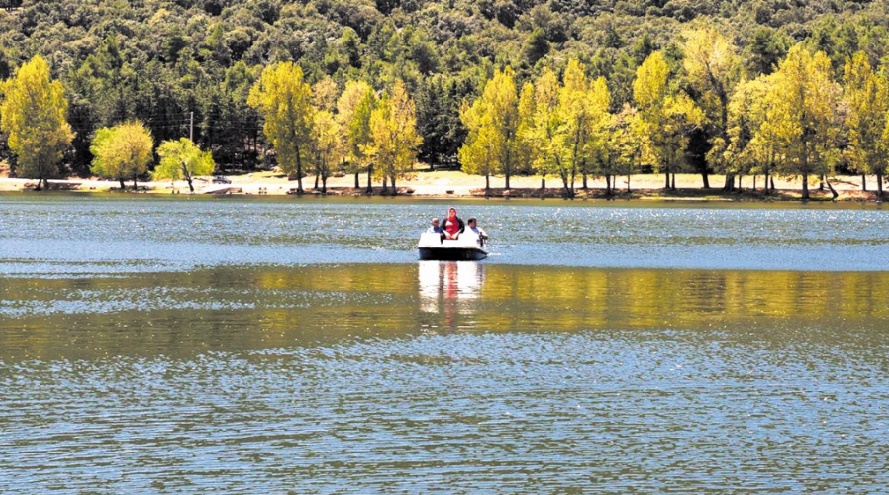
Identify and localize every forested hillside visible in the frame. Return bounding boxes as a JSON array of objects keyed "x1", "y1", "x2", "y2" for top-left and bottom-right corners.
[{"x1": 0, "y1": 0, "x2": 887, "y2": 179}]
